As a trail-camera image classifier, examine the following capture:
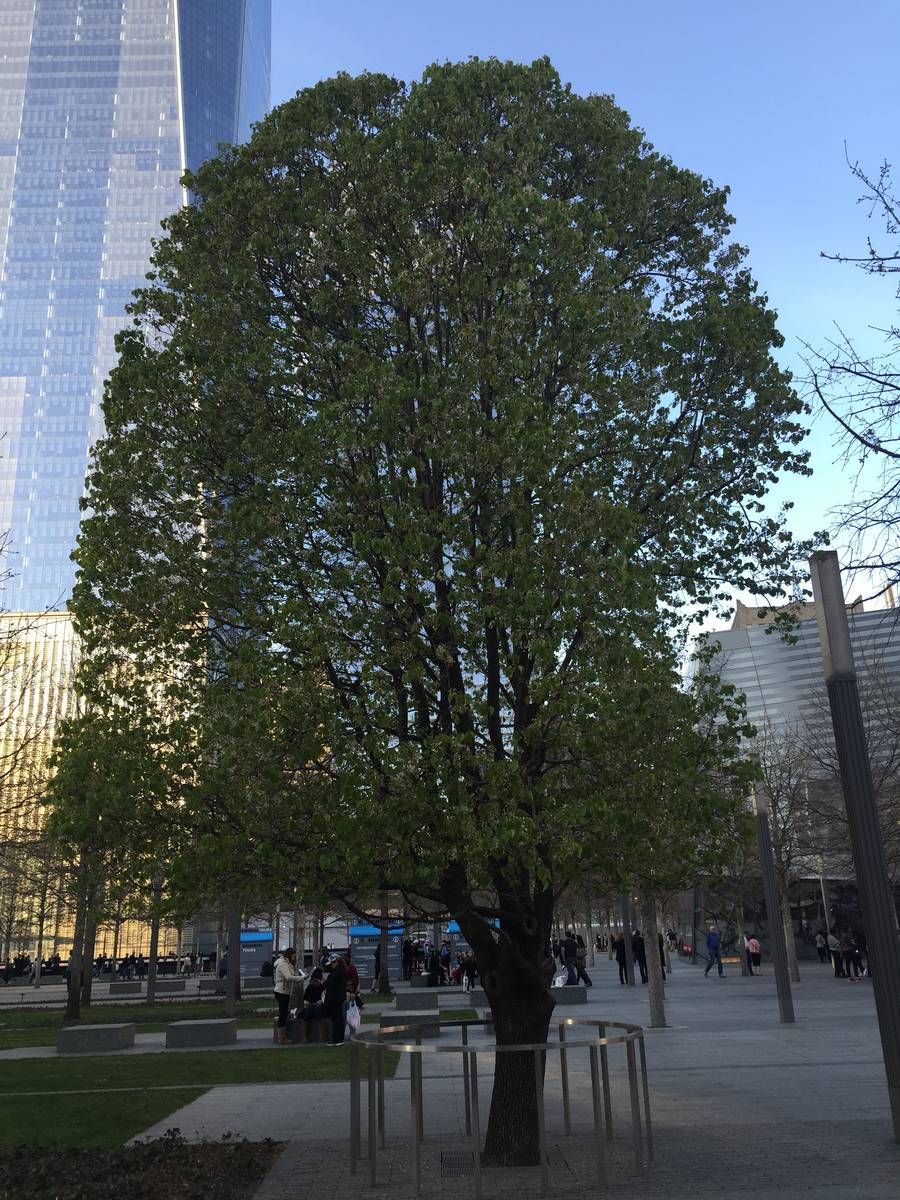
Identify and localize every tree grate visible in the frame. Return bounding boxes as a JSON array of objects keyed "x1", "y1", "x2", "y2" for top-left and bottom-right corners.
[{"x1": 441, "y1": 1150, "x2": 475, "y2": 1177}]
